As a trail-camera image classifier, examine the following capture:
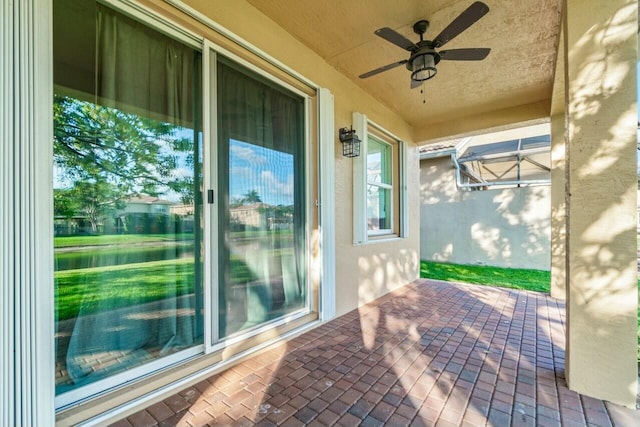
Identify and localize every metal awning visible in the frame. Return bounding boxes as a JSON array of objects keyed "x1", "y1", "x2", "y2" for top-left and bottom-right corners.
[{"x1": 454, "y1": 135, "x2": 551, "y2": 189}]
